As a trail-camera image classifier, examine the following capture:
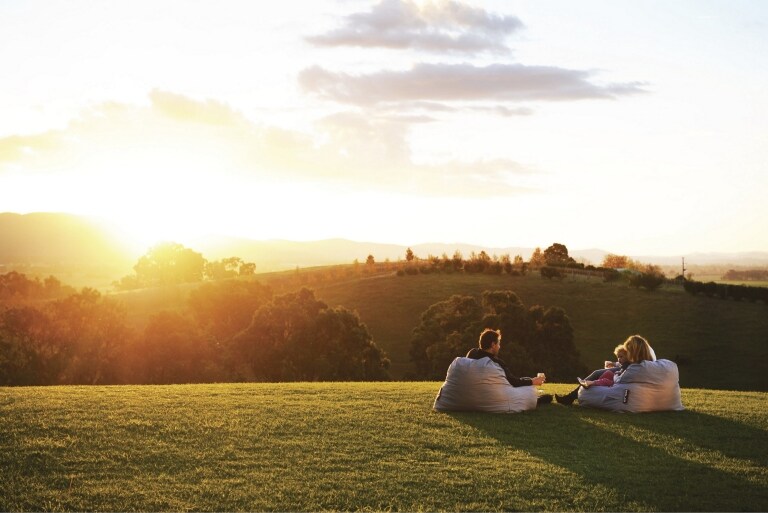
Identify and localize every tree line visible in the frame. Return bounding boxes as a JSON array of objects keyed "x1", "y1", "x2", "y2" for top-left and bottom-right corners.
[
  {"x1": 397, "y1": 243, "x2": 669, "y2": 292},
  {"x1": 722, "y1": 269, "x2": 768, "y2": 281},
  {"x1": 0, "y1": 270, "x2": 589, "y2": 385},
  {"x1": 683, "y1": 280, "x2": 768, "y2": 303},
  {"x1": 0, "y1": 277, "x2": 390, "y2": 386},
  {"x1": 1, "y1": 240, "x2": 687, "y2": 386},
  {"x1": 0, "y1": 271, "x2": 76, "y2": 302}
]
